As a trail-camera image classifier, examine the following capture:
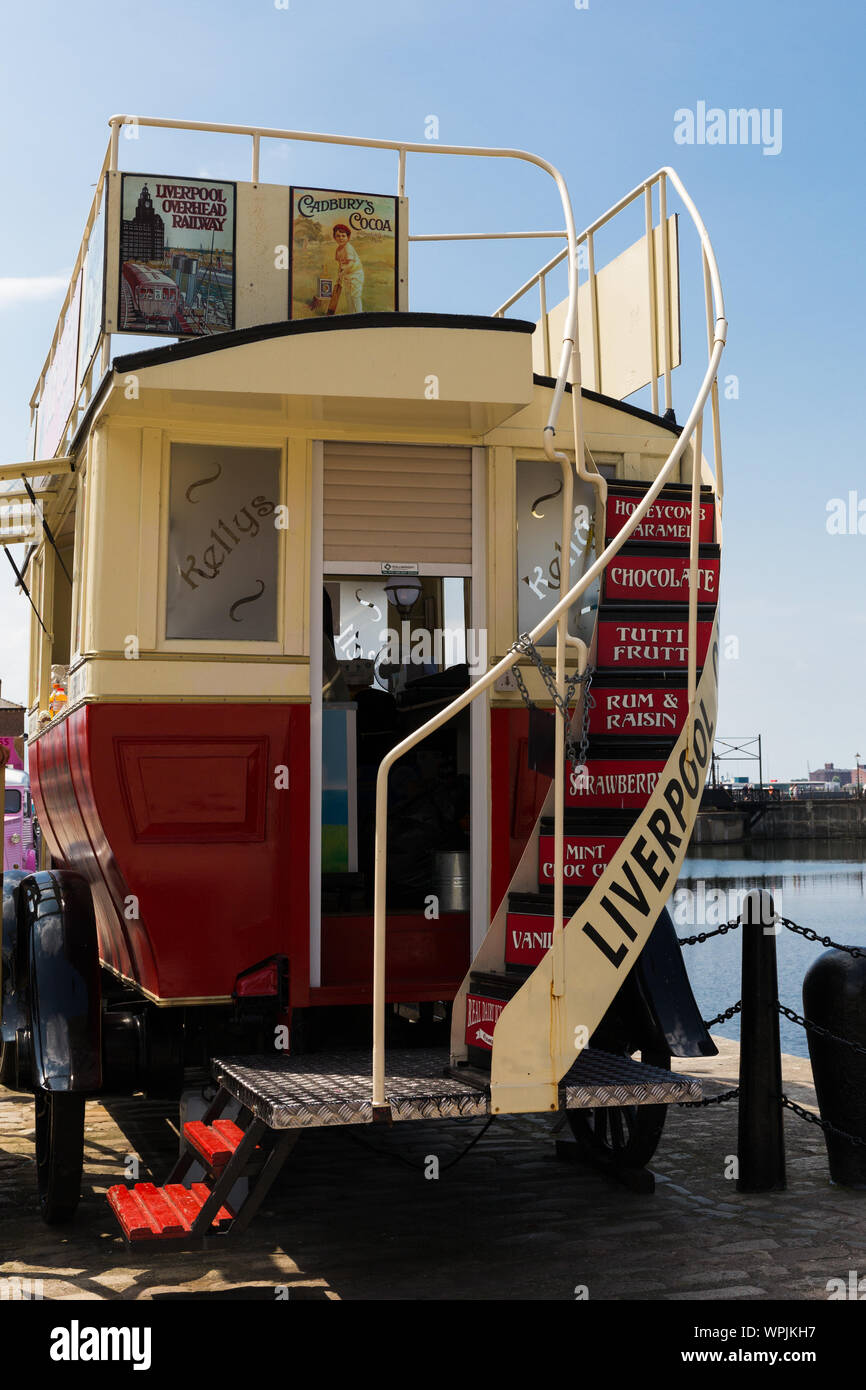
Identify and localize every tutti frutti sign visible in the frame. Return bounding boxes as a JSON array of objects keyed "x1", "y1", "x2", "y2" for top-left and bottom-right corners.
[{"x1": 597, "y1": 618, "x2": 714, "y2": 667}]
